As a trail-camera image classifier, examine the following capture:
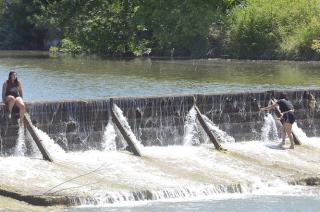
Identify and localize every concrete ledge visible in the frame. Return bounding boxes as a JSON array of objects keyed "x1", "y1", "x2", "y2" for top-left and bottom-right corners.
[
  {"x1": 0, "y1": 183, "x2": 243, "y2": 206},
  {"x1": 0, "y1": 188, "x2": 77, "y2": 206},
  {"x1": 1, "y1": 89, "x2": 319, "y2": 152}
]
